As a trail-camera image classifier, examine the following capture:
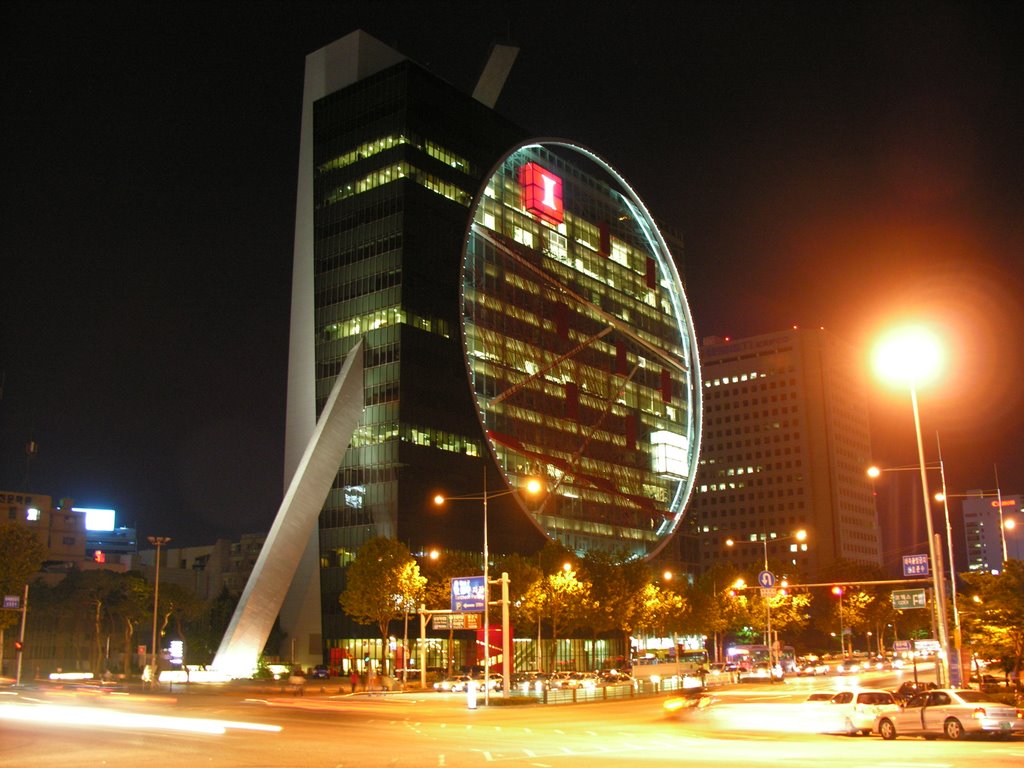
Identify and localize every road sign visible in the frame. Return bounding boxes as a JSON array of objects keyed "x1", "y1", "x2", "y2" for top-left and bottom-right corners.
[
  {"x1": 757, "y1": 570, "x2": 776, "y2": 588},
  {"x1": 2, "y1": 595, "x2": 20, "y2": 610},
  {"x1": 893, "y1": 640, "x2": 912, "y2": 652},
  {"x1": 947, "y1": 644, "x2": 963, "y2": 687},
  {"x1": 760, "y1": 587, "x2": 777, "y2": 598},
  {"x1": 902, "y1": 554, "x2": 929, "y2": 577},
  {"x1": 431, "y1": 613, "x2": 480, "y2": 630},
  {"x1": 891, "y1": 588, "x2": 928, "y2": 610},
  {"x1": 451, "y1": 575, "x2": 486, "y2": 612}
]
